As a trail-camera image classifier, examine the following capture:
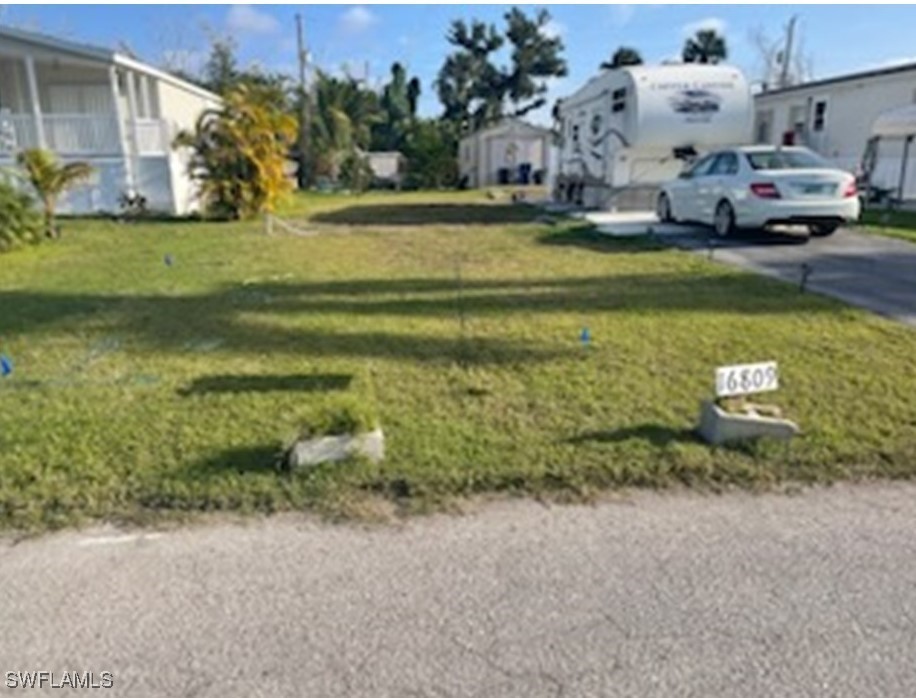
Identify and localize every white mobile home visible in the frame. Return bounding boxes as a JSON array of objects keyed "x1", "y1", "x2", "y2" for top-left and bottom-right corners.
[
  {"x1": 0, "y1": 25, "x2": 221, "y2": 215},
  {"x1": 459, "y1": 119, "x2": 553, "y2": 188},
  {"x1": 753, "y1": 61, "x2": 916, "y2": 201},
  {"x1": 556, "y1": 64, "x2": 752, "y2": 208}
]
